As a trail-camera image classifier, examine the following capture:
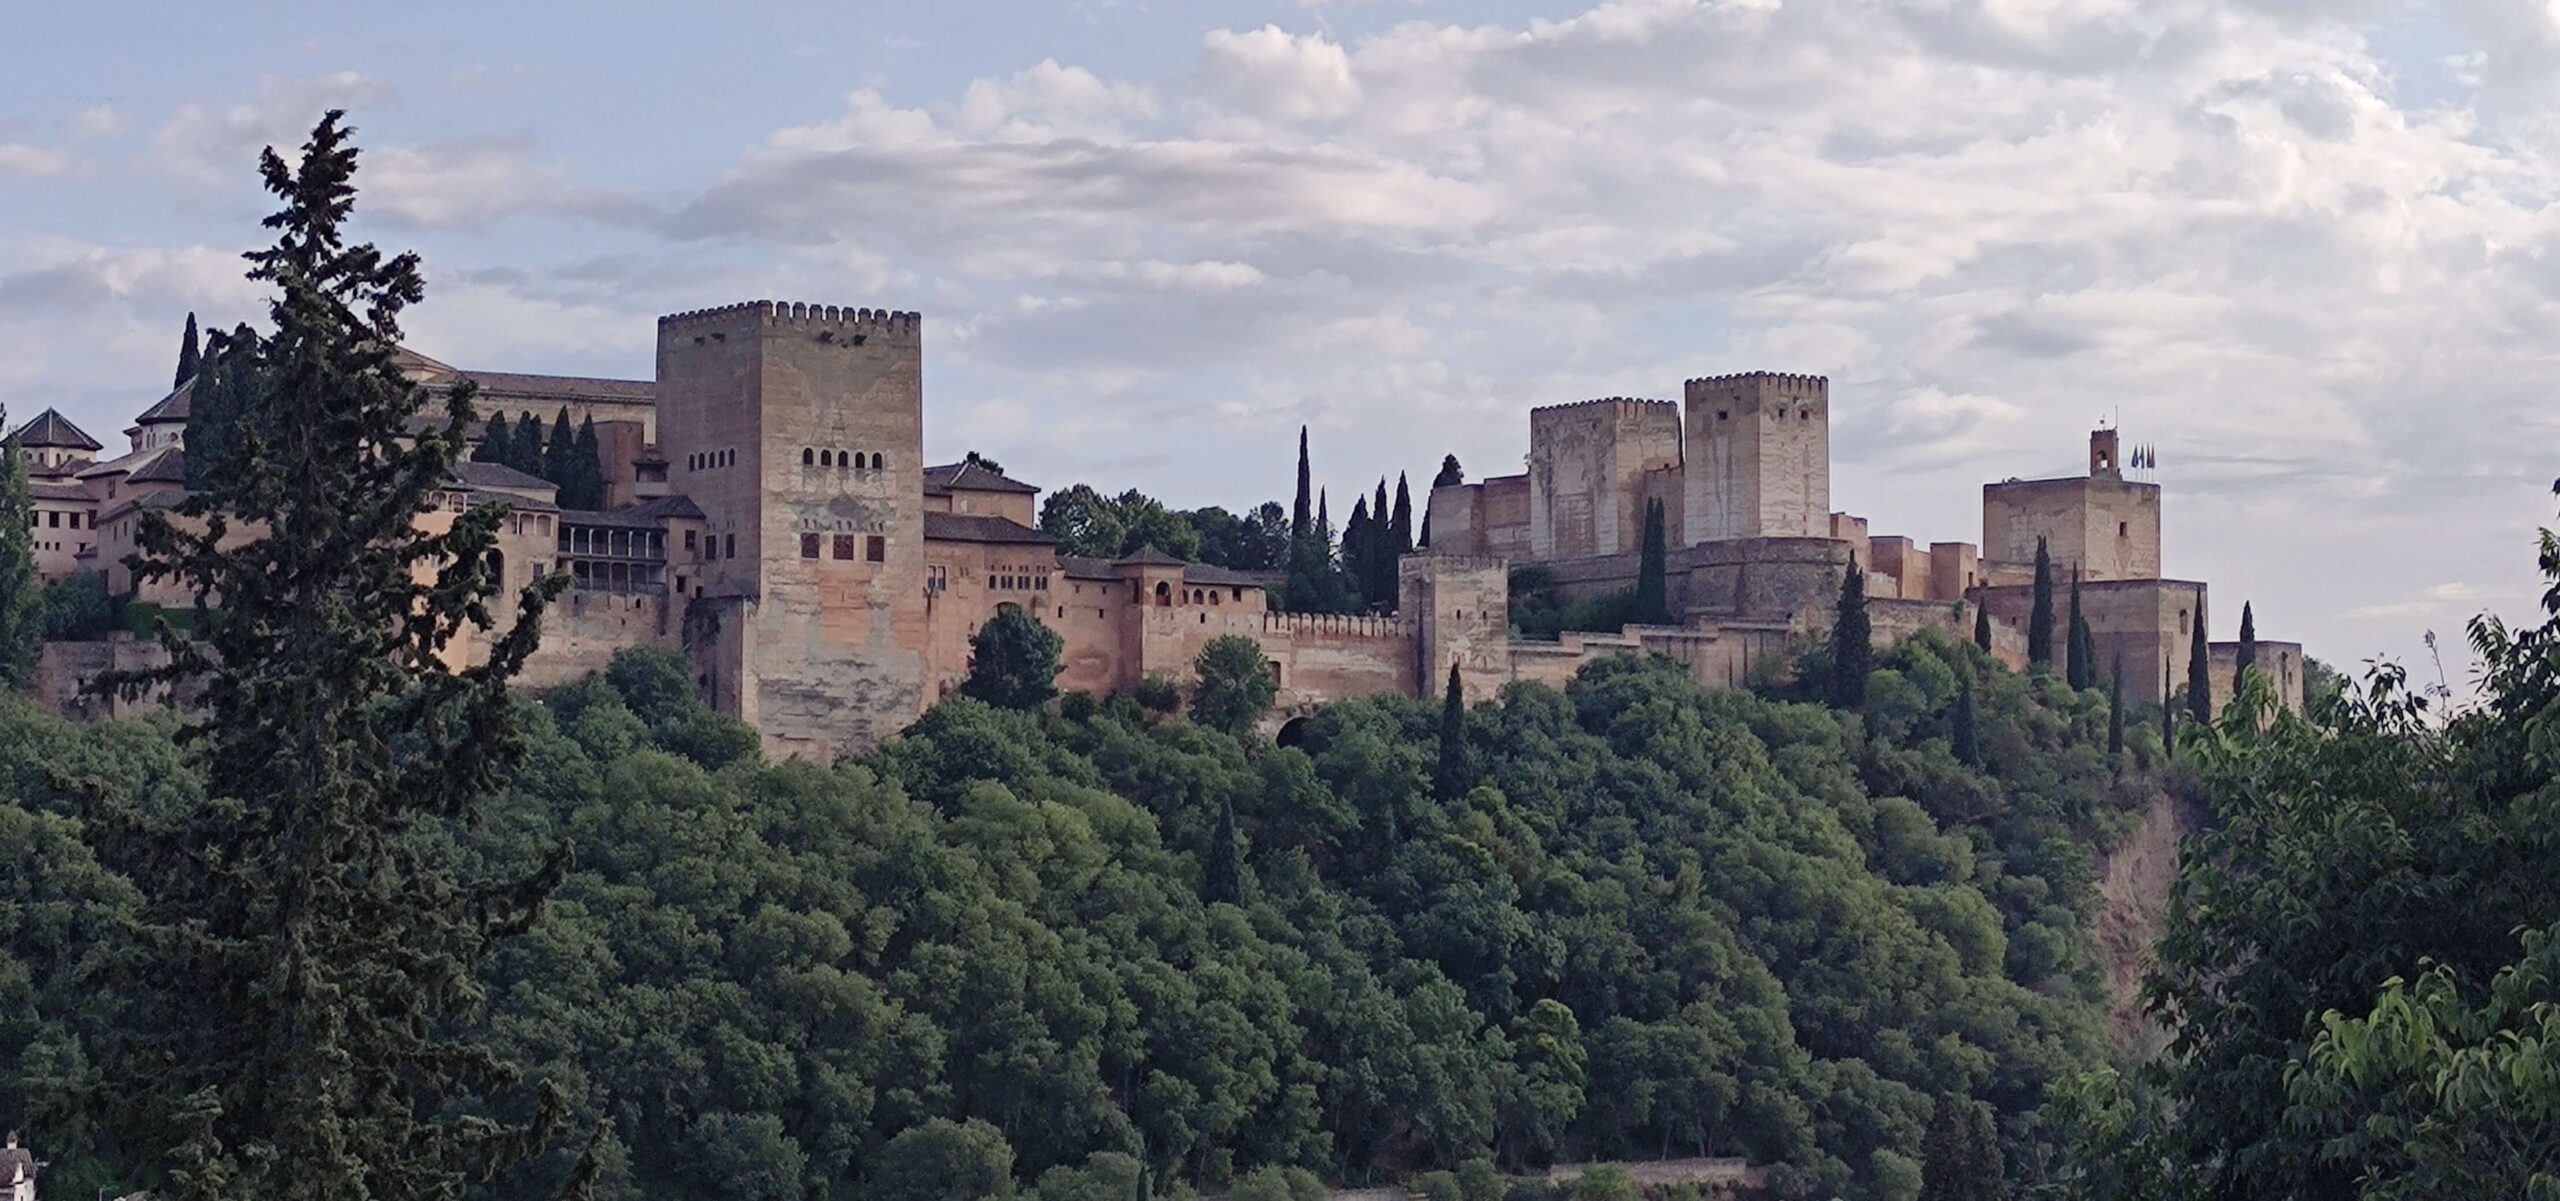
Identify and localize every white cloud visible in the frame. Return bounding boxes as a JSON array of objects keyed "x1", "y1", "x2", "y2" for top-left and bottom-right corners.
[
  {"x1": 0, "y1": 145, "x2": 69, "y2": 177},
  {"x1": 148, "y1": 72, "x2": 400, "y2": 188}
]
